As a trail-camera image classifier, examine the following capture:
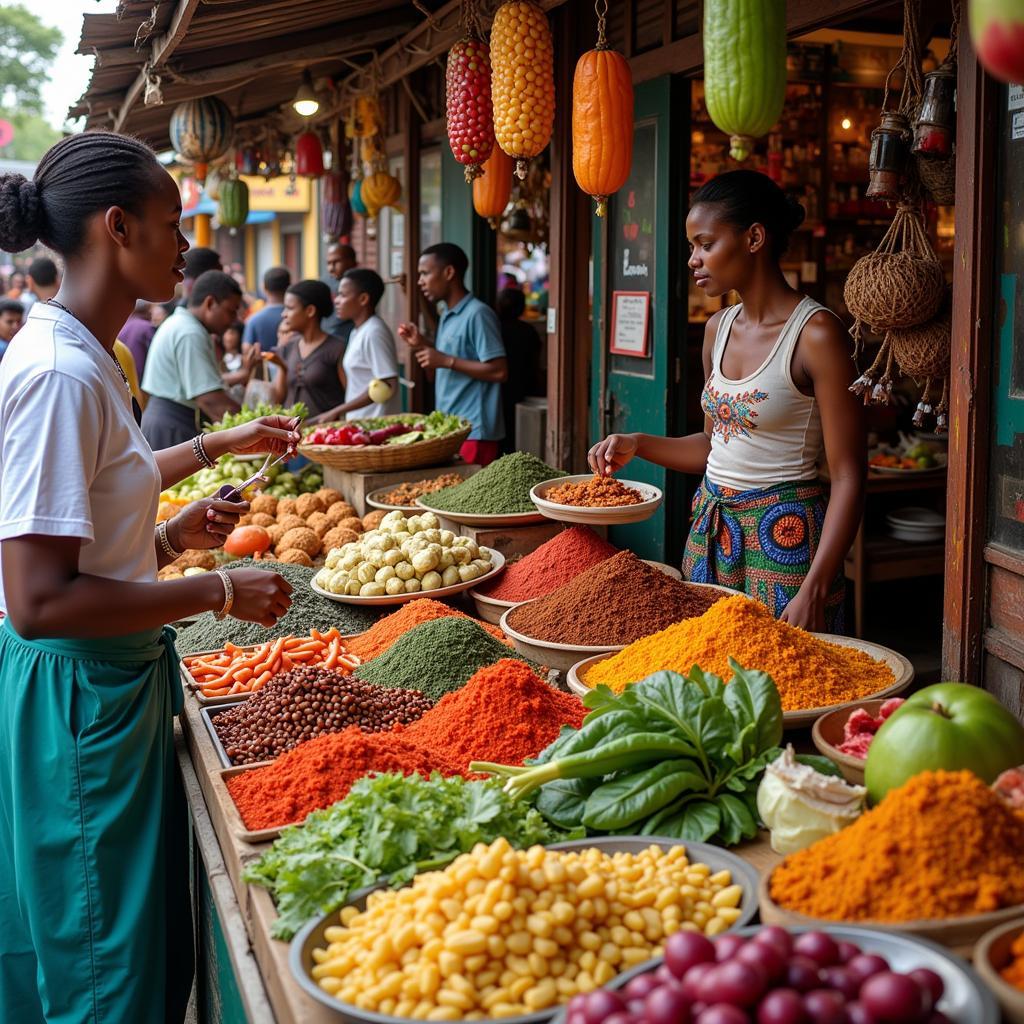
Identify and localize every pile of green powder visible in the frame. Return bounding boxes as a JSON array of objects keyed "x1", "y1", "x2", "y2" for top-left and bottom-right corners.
[
  {"x1": 176, "y1": 559, "x2": 382, "y2": 654},
  {"x1": 354, "y1": 617, "x2": 542, "y2": 701},
  {"x1": 418, "y1": 452, "x2": 566, "y2": 514}
]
